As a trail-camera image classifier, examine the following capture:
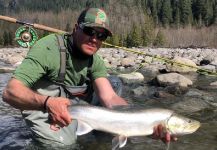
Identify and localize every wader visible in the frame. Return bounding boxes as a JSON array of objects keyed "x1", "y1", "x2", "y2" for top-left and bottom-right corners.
[{"x1": 21, "y1": 34, "x2": 123, "y2": 147}]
